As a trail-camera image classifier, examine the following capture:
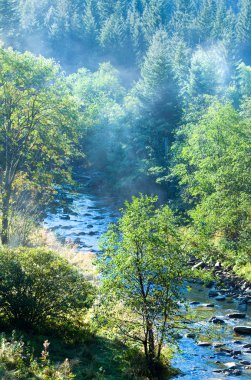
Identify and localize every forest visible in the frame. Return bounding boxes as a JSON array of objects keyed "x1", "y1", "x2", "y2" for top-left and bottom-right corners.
[{"x1": 0, "y1": 0, "x2": 250, "y2": 379}]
